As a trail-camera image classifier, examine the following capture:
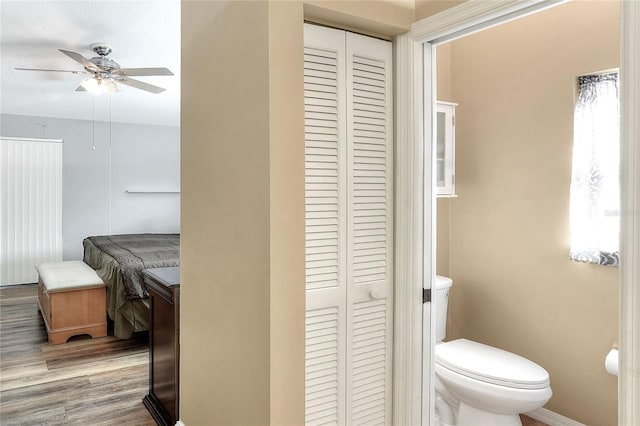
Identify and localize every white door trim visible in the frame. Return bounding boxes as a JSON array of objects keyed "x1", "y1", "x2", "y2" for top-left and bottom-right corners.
[
  {"x1": 393, "y1": 33, "x2": 426, "y2": 426},
  {"x1": 408, "y1": 0, "x2": 566, "y2": 44},
  {"x1": 393, "y1": 1, "x2": 640, "y2": 424},
  {"x1": 619, "y1": 1, "x2": 640, "y2": 424}
]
